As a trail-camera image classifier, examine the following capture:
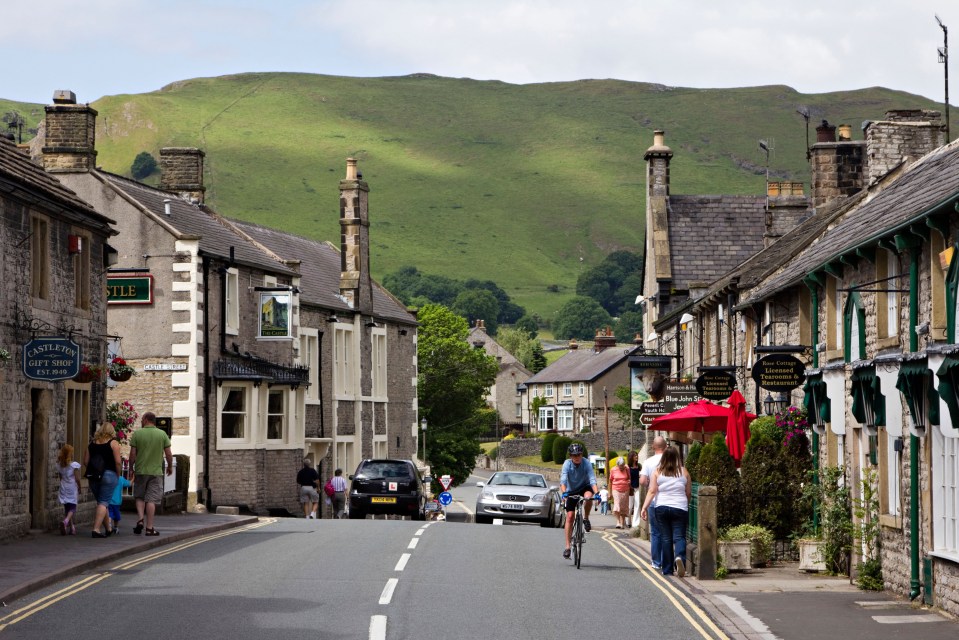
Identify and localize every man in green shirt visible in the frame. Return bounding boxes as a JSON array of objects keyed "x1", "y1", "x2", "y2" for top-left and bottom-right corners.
[{"x1": 129, "y1": 412, "x2": 173, "y2": 536}]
